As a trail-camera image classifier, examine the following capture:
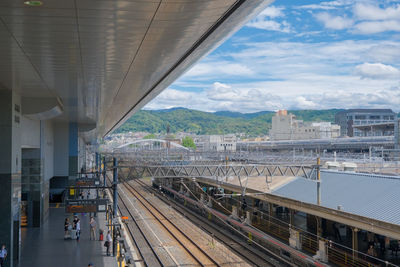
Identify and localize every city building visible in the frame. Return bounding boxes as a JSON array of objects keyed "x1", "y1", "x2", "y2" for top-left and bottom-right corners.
[
  {"x1": 312, "y1": 122, "x2": 340, "y2": 139},
  {"x1": 335, "y1": 109, "x2": 396, "y2": 137},
  {"x1": 270, "y1": 110, "x2": 340, "y2": 141},
  {"x1": 195, "y1": 134, "x2": 237, "y2": 152}
]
